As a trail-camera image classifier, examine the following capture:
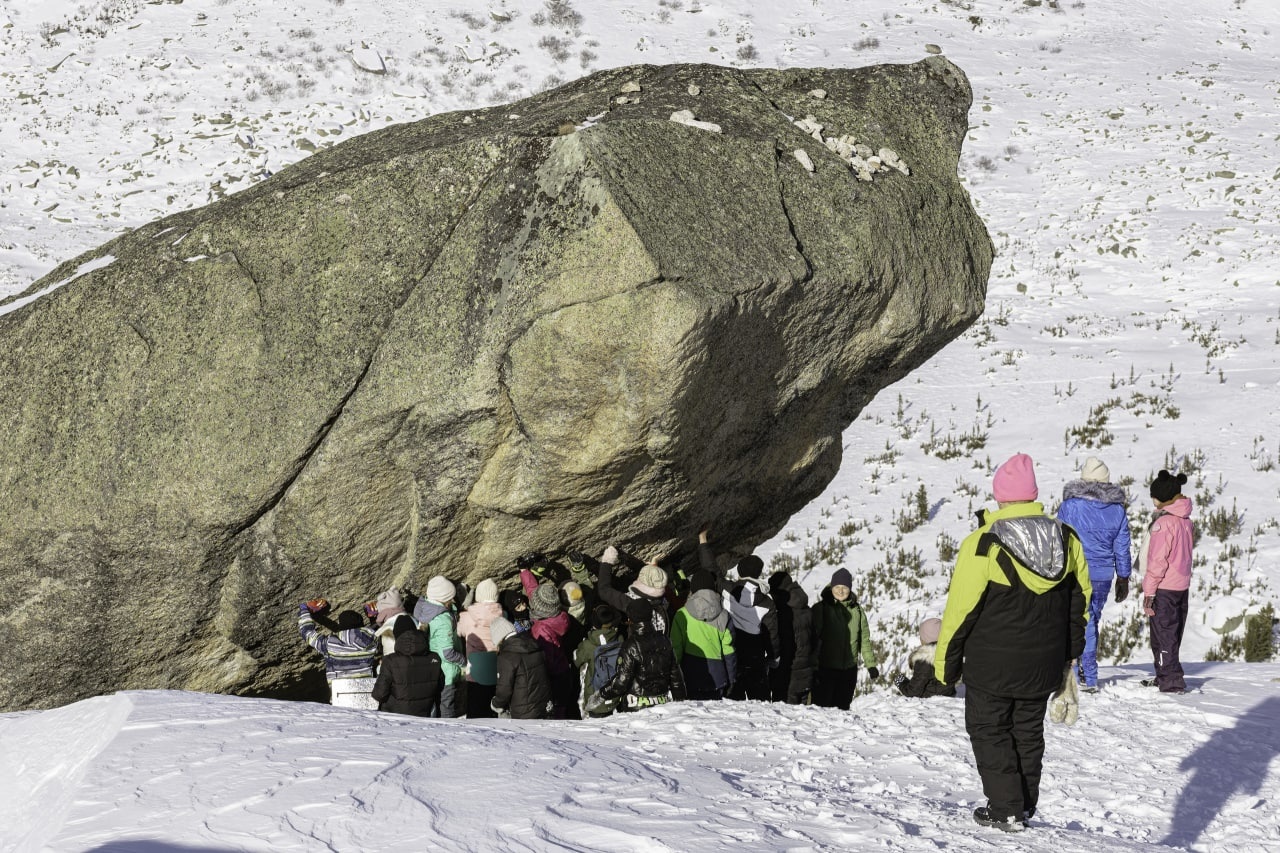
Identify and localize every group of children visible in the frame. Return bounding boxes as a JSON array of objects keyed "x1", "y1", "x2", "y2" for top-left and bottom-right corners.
[{"x1": 297, "y1": 530, "x2": 920, "y2": 719}]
